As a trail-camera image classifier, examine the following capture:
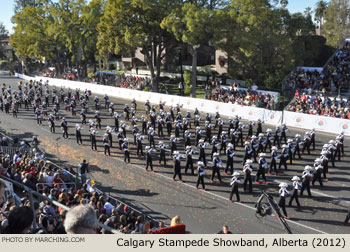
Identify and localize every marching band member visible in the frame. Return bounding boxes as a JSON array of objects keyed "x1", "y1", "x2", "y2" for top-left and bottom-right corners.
[
  {"x1": 278, "y1": 182, "x2": 290, "y2": 219},
  {"x1": 229, "y1": 172, "x2": 241, "y2": 203},
  {"x1": 196, "y1": 161, "x2": 206, "y2": 190},
  {"x1": 289, "y1": 176, "x2": 301, "y2": 207},
  {"x1": 256, "y1": 153, "x2": 268, "y2": 184},
  {"x1": 211, "y1": 152, "x2": 223, "y2": 183},
  {"x1": 185, "y1": 146, "x2": 194, "y2": 174},
  {"x1": 300, "y1": 165, "x2": 313, "y2": 197},
  {"x1": 173, "y1": 151, "x2": 183, "y2": 182},
  {"x1": 145, "y1": 146, "x2": 154, "y2": 171},
  {"x1": 243, "y1": 159, "x2": 253, "y2": 193},
  {"x1": 75, "y1": 124, "x2": 83, "y2": 145}
]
